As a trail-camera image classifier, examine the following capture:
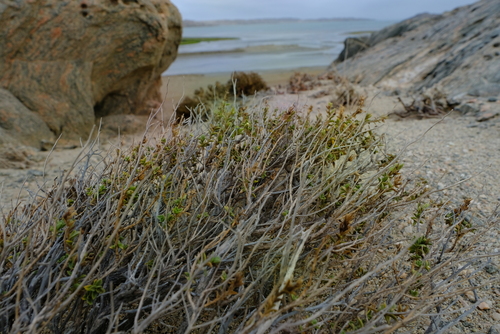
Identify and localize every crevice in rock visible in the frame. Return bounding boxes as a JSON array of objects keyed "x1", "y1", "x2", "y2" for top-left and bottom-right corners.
[{"x1": 94, "y1": 92, "x2": 130, "y2": 119}]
